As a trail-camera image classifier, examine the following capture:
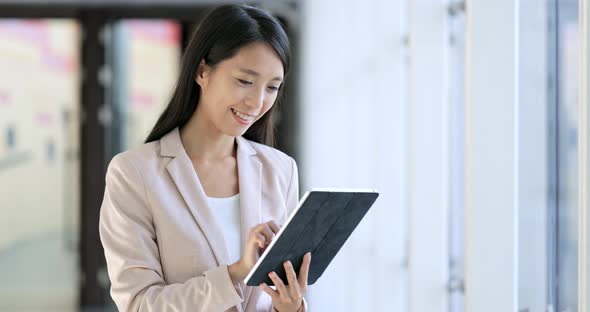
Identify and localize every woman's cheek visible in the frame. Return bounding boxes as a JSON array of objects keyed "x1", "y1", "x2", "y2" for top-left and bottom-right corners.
[{"x1": 263, "y1": 99, "x2": 275, "y2": 113}]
